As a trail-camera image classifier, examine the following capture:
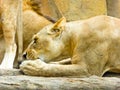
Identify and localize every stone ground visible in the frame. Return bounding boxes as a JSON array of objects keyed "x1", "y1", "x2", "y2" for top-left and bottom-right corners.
[{"x1": 0, "y1": 69, "x2": 119, "y2": 90}]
